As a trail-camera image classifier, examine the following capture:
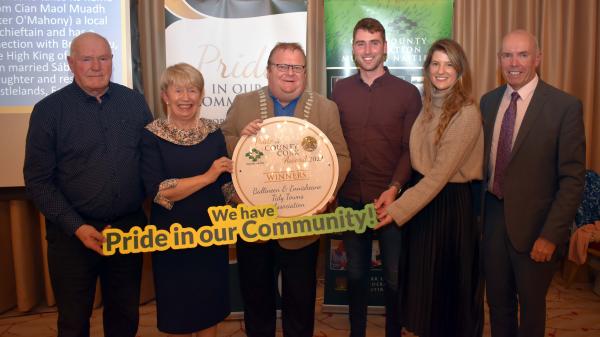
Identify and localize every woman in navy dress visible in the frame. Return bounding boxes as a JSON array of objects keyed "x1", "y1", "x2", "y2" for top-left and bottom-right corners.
[{"x1": 141, "y1": 63, "x2": 233, "y2": 337}]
